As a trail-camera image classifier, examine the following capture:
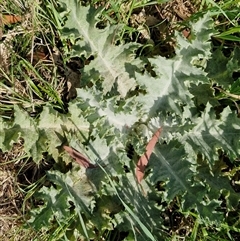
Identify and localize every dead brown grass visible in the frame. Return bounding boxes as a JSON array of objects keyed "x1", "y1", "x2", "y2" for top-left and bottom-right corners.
[{"x1": 0, "y1": 141, "x2": 33, "y2": 240}]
